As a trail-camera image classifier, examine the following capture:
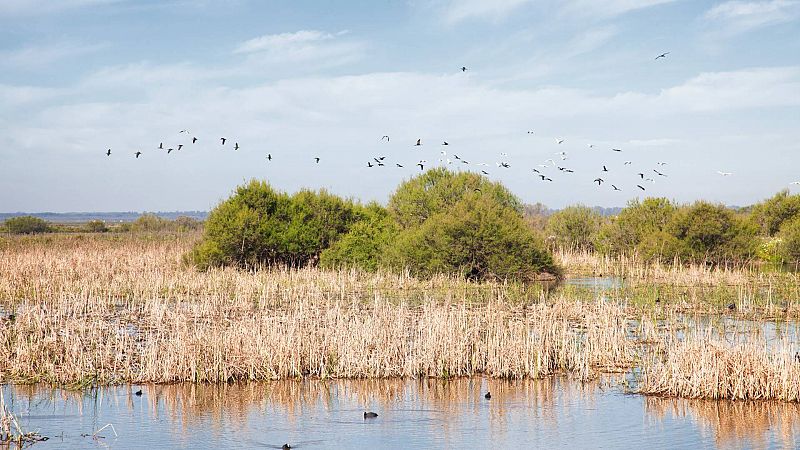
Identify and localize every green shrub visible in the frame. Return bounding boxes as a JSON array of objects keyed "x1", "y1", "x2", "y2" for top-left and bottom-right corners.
[
  {"x1": 130, "y1": 214, "x2": 170, "y2": 232},
  {"x1": 174, "y1": 216, "x2": 202, "y2": 232},
  {"x1": 545, "y1": 205, "x2": 603, "y2": 251},
  {"x1": 667, "y1": 201, "x2": 757, "y2": 263},
  {"x1": 191, "y1": 180, "x2": 366, "y2": 270},
  {"x1": 596, "y1": 197, "x2": 676, "y2": 255},
  {"x1": 778, "y1": 216, "x2": 800, "y2": 264},
  {"x1": 319, "y1": 204, "x2": 398, "y2": 272},
  {"x1": 383, "y1": 170, "x2": 559, "y2": 281},
  {"x1": 749, "y1": 190, "x2": 800, "y2": 236},
  {"x1": 388, "y1": 167, "x2": 521, "y2": 229},
  {"x1": 2, "y1": 216, "x2": 52, "y2": 234},
  {"x1": 85, "y1": 220, "x2": 108, "y2": 233}
]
